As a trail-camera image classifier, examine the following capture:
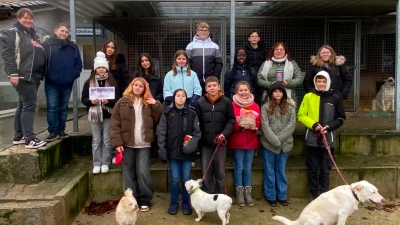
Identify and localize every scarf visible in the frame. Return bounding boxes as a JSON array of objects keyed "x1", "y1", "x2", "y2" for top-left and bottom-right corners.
[
  {"x1": 233, "y1": 93, "x2": 254, "y2": 108},
  {"x1": 260, "y1": 55, "x2": 294, "y2": 99},
  {"x1": 88, "y1": 73, "x2": 113, "y2": 122}
]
